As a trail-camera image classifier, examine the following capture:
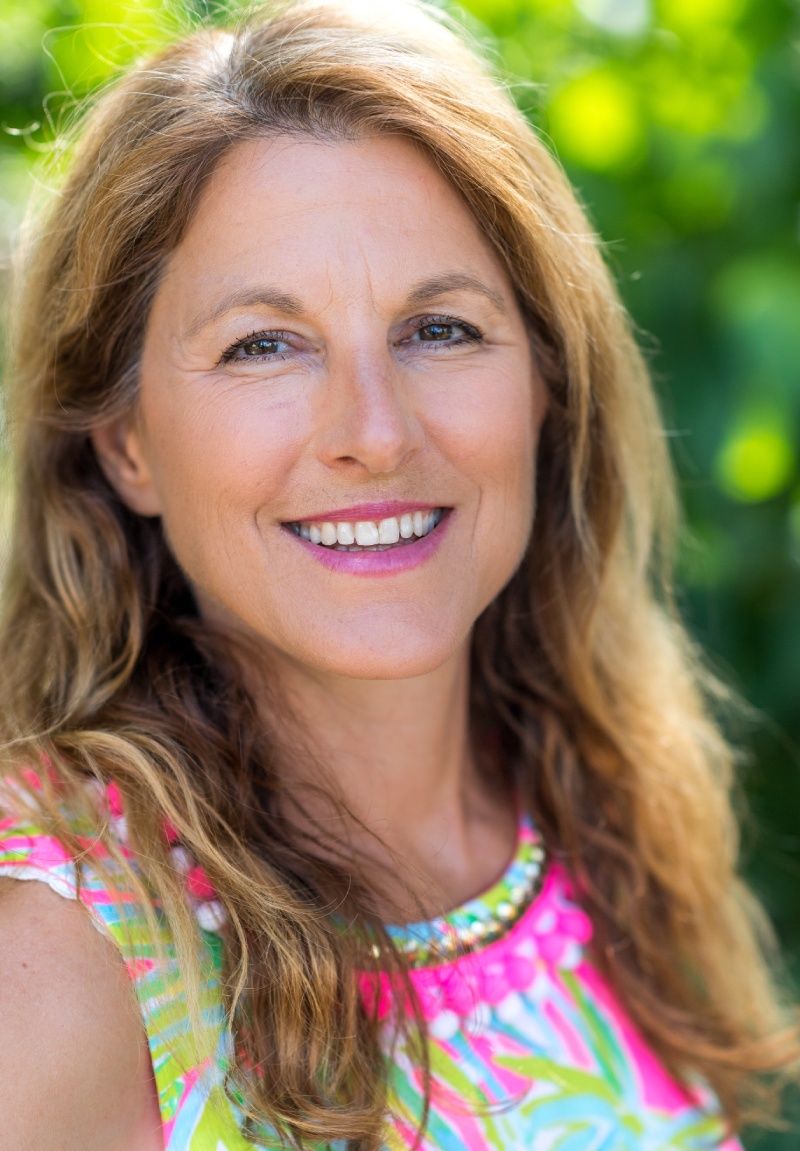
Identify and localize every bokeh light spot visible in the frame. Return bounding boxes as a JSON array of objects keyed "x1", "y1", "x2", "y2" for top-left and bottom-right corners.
[
  {"x1": 547, "y1": 68, "x2": 646, "y2": 170},
  {"x1": 659, "y1": 0, "x2": 748, "y2": 32},
  {"x1": 577, "y1": 0, "x2": 651, "y2": 37},
  {"x1": 715, "y1": 416, "x2": 796, "y2": 503}
]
